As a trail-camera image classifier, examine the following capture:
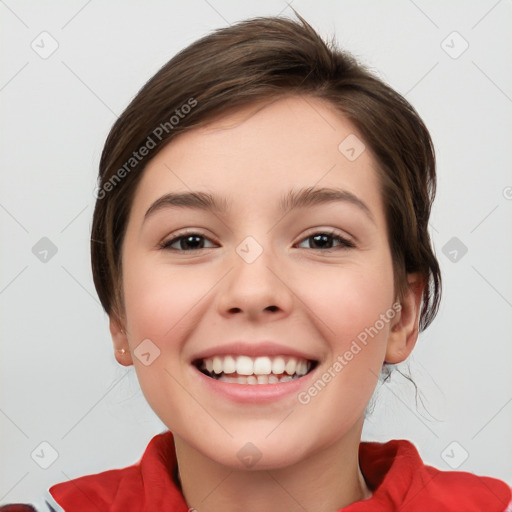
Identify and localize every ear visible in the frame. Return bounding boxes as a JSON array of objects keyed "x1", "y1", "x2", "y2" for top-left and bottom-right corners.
[
  {"x1": 109, "y1": 314, "x2": 134, "y2": 367},
  {"x1": 385, "y1": 273, "x2": 424, "y2": 364}
]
